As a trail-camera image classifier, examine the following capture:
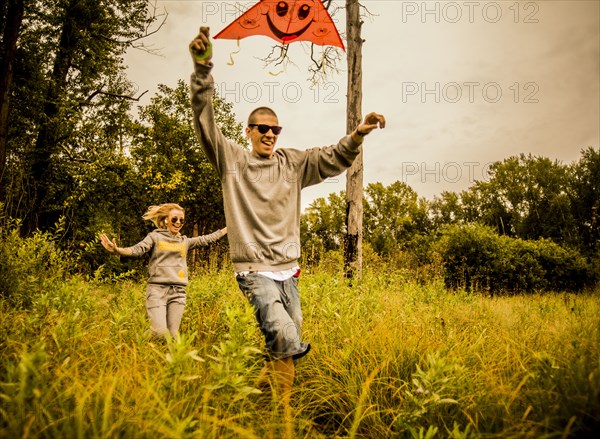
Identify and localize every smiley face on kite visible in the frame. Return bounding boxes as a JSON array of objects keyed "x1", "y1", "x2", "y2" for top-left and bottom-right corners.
[
  {"x1": 266, "y1": 1, "x2": 317, "y2": 42},
  {"x1": 214, "y1": 0, "x2": 345, "y2": 50}
]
